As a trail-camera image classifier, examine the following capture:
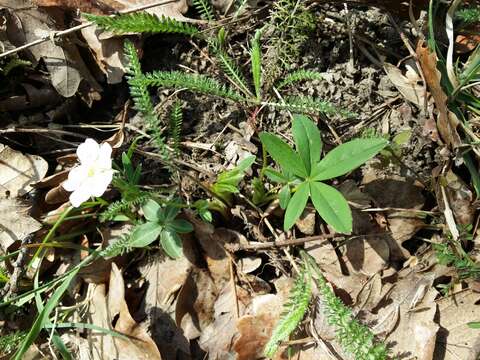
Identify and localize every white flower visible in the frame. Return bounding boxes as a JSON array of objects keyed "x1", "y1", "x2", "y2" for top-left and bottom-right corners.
[{"x1": 63, "y1": 138, "x2": 114, "y2": 207}]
